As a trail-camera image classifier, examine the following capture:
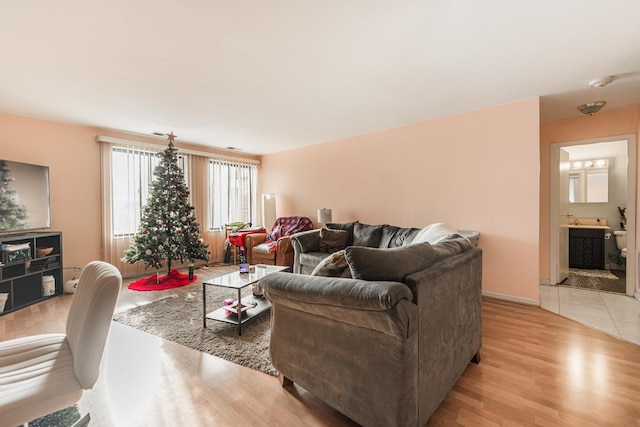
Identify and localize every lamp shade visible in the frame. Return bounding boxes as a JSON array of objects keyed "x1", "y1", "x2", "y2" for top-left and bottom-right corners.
[
  {"x1": 317, "y1": 208, "x2": 332, "y2": 224},
  {"x1": 262, "y1": 193, "x2": 276, "y2": 230}
]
